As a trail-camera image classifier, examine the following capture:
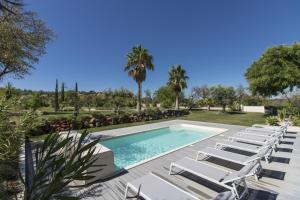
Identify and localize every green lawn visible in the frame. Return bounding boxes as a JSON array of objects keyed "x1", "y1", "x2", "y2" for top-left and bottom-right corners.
[
  {"x1": 180, "y1": 110, "x2": 266, "y2": 126},
  {"x1": 30, "y1": 110, "x2": 267, "y2": 141}
]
